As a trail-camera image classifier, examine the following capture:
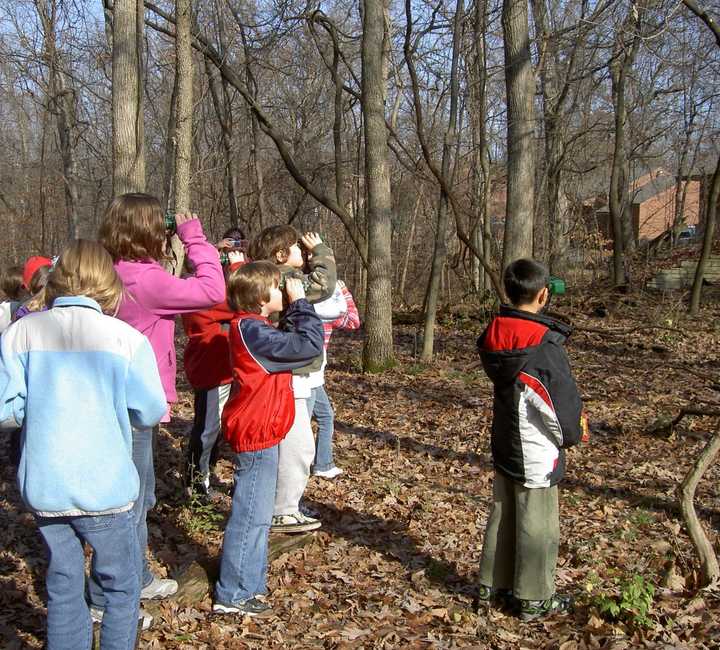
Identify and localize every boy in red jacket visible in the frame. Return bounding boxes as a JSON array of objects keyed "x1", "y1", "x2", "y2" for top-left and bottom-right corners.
[
  {"x1": 182, "y1": 234, "x2": 246, "y2": 496},
  {"x1": 213, "y1": 261, "x2": 324, "y2": 617},
  {"x1": 476, "y1": 259, "x2": 586, "y2": 621}
]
